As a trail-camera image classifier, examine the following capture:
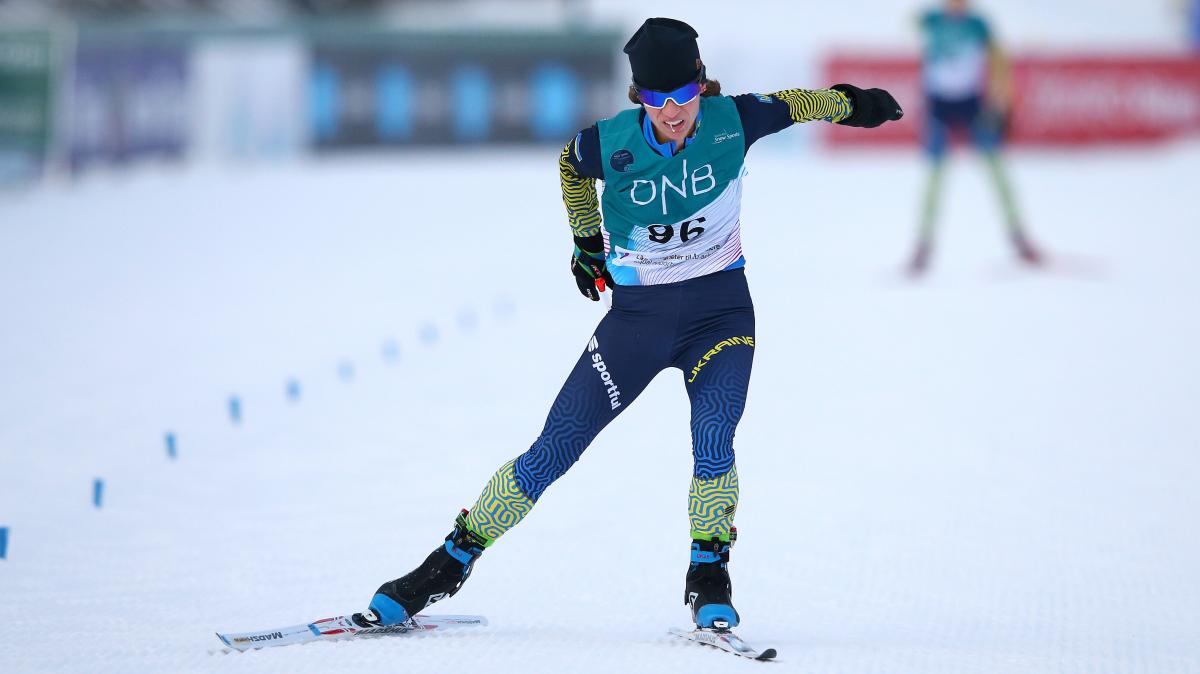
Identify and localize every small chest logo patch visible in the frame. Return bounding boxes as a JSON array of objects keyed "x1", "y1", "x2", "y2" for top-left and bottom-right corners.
[
  {"x1": 610, "y1": 149, "x2": 635, "y2": 172},
  {"x1": 712, "y1": 131, "x2": 741, "y2": 145}
]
